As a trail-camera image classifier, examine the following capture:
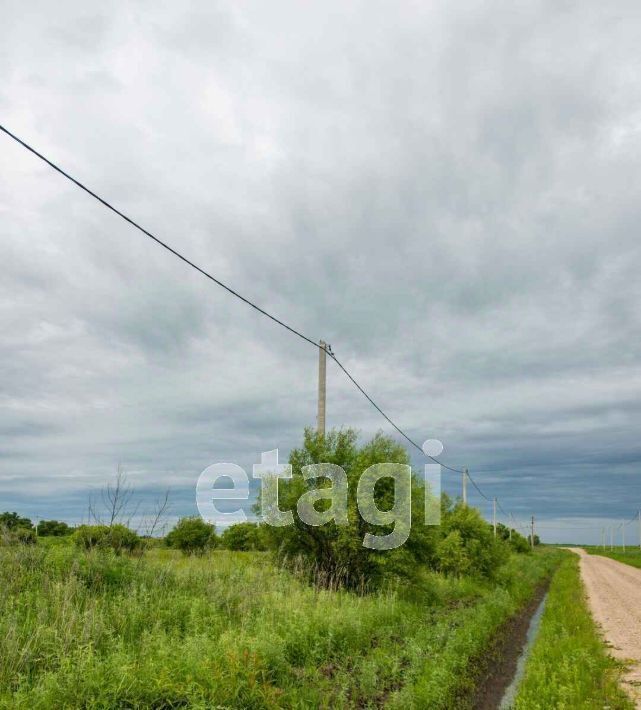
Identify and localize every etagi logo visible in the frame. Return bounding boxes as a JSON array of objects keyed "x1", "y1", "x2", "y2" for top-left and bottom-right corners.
[{"x1": 196, "y1": 439, "x2": 443, "y2": 551}]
